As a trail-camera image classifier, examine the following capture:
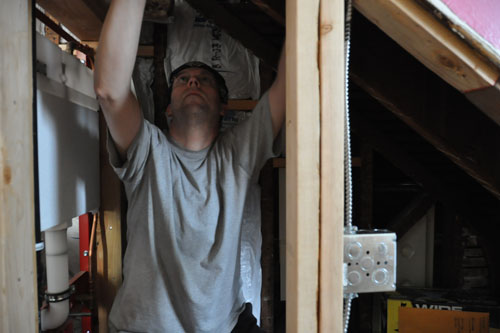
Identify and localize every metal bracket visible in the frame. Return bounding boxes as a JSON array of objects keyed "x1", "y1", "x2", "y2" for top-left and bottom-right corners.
[{"x1": 44, "y1": 284, "x2": 75, "y2": 303}]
